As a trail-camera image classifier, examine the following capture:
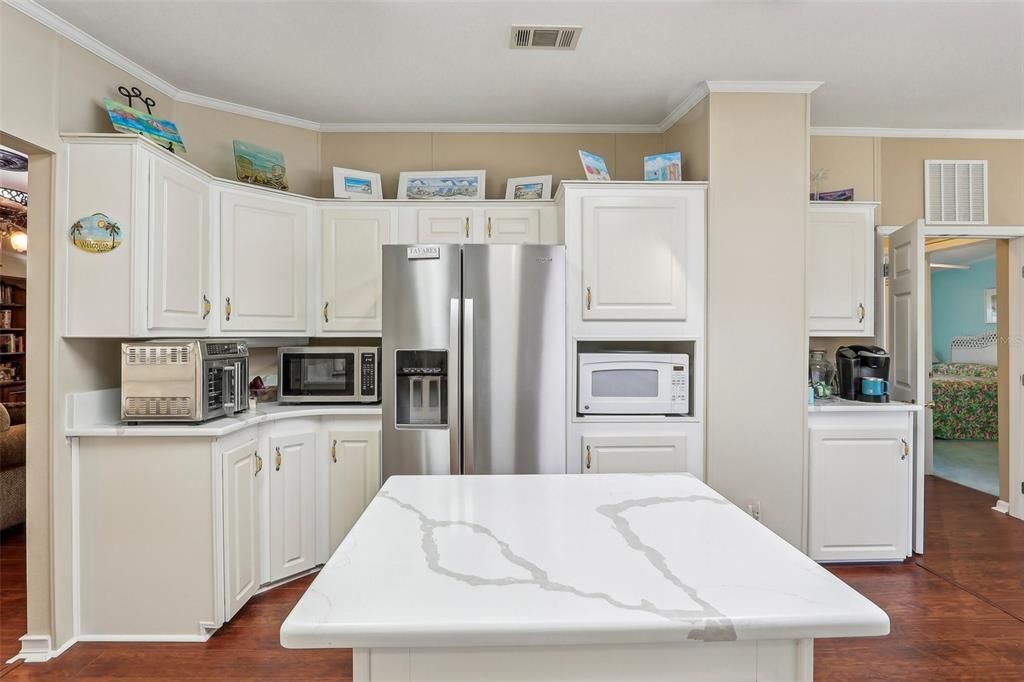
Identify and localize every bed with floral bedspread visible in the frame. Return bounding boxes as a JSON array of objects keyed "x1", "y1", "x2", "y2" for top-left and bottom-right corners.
[{"x1": 931, "y1": 362, "x2": 998, "y2": 441}]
